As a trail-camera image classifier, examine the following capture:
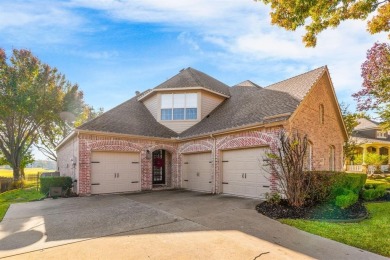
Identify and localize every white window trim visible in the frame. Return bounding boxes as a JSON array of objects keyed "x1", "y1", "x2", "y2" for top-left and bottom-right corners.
[
  {"x1": 160, "y1": 93, "x2": 198, "y2": 121},
  {"x1": 376, "y1": 131, "x2": 387, "y2": 139}
]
